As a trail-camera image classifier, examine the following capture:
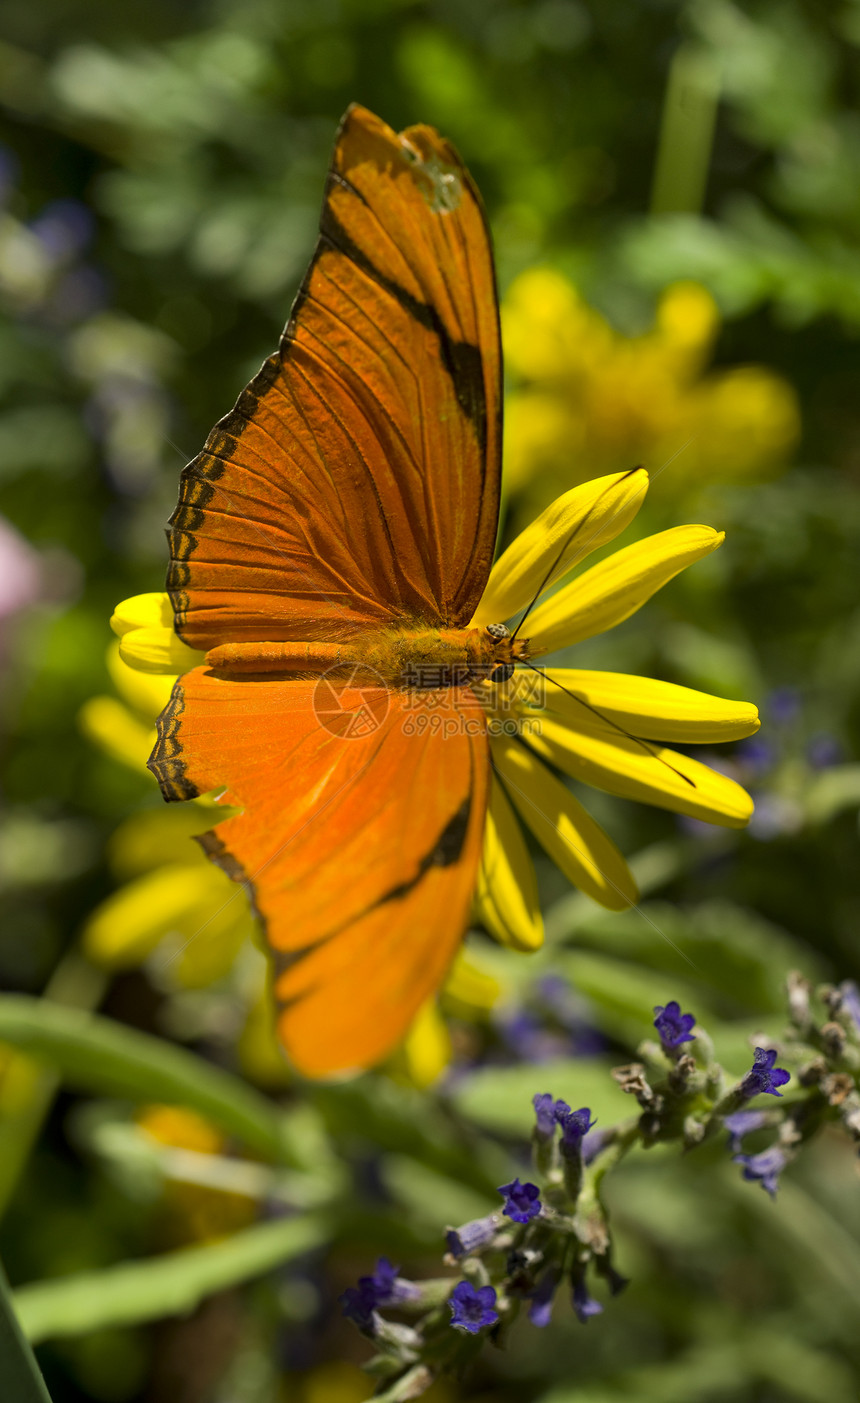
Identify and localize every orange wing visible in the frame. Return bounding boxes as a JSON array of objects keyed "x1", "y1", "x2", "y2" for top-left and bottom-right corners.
[
  {"x1": 168, "y1": 105, "x2": 501, "y2": 650},
  {"x1": 150, "y1": 673, "x2": 488, "y2": 1077}
]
